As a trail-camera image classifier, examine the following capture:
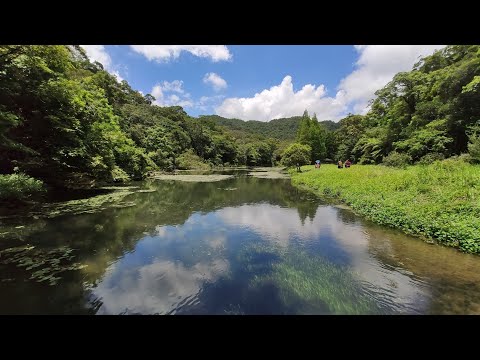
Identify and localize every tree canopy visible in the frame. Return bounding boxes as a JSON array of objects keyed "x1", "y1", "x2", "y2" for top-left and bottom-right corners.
[
  {"x1": 2, "y1": 44, "x2": 480, "y2": 192},
  {"x1": 330, "y1": 45, "x2": 480, "y2": 165}
]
